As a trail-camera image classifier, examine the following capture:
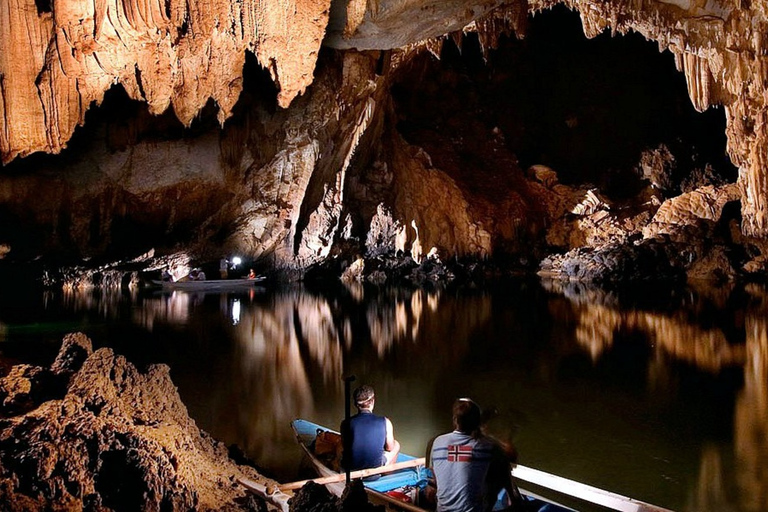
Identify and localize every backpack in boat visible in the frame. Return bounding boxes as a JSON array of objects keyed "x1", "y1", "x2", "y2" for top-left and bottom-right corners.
[{"x1": 313, "y1": 429, "x2": 343, "y2": 469}]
